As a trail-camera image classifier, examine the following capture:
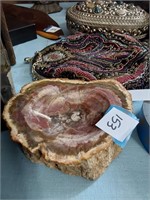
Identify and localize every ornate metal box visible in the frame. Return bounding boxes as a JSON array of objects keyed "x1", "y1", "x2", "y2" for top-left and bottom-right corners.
[{"x1": 66, "y1": 0, "x2": 149, "y2": 39}]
